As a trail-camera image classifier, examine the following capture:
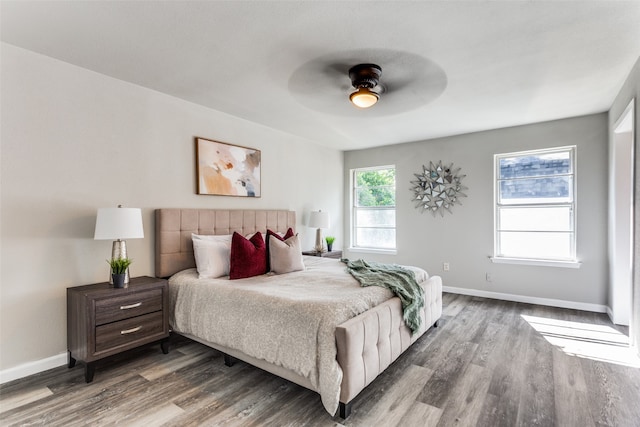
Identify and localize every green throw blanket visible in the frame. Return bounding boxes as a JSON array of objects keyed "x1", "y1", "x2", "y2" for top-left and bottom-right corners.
[{"x1": 343, "y1": 259, "x2": 424, "y2": 334}]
